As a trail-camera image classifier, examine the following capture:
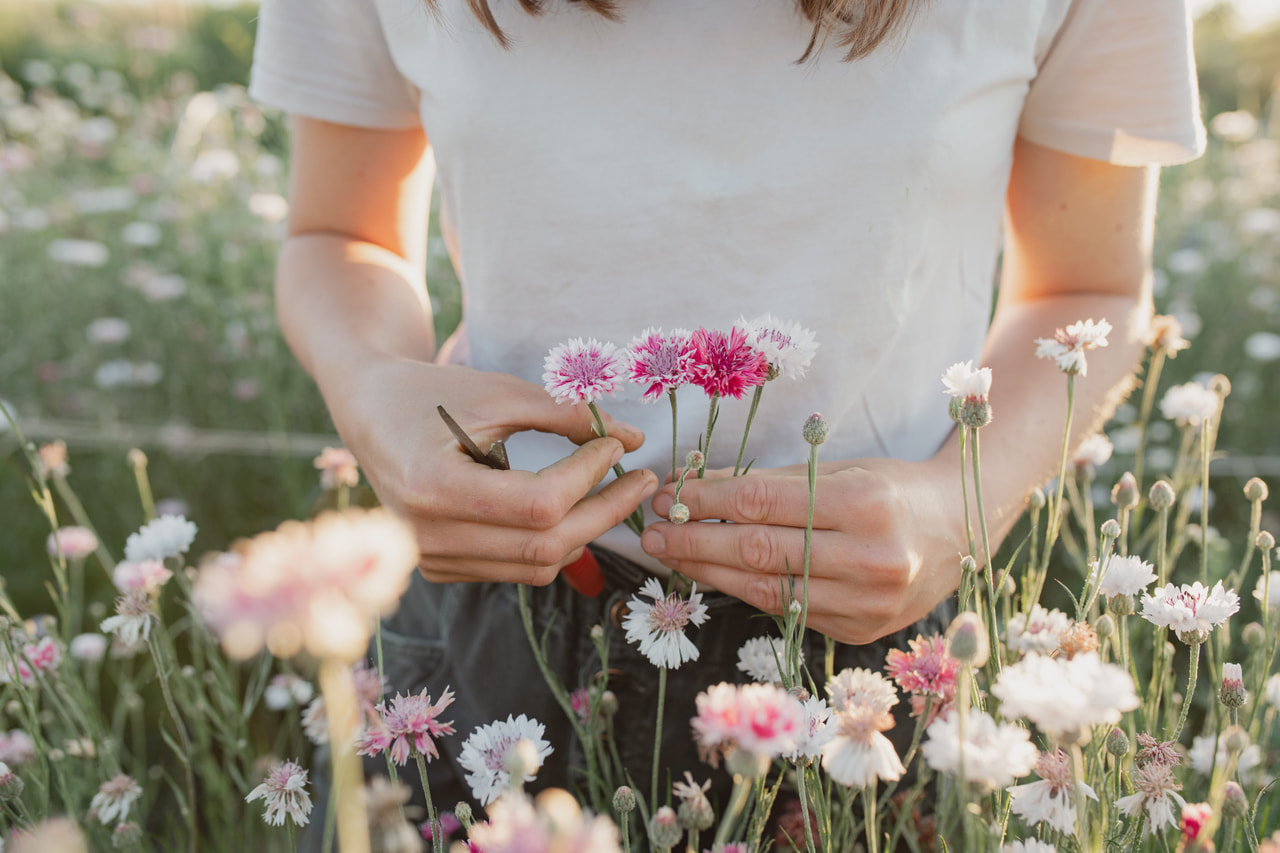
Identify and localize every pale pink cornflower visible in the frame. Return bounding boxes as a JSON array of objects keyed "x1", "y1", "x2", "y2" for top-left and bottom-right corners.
[
  {"x1": 1034, "y1": 318, "x2": 1111, "y2": 376},
  {"x1": 672, "y1": 771, "x2": 712, "y2": 816},
  {"x1": 1144, "y1": 314, "x2": 1191, "y2": 356},
  {"x1": 941, "y1": 360, "x2": 992, "y2": 401},
  {"x1": 786, "y1": 695, "x2": 836, "y2": 763},
  {"x1": 90, "y1": 773, "x2": 142, "y2": 824},
  {"x1": 1089, "y1": 555, "x2": 1157, "y2": 598},
  {"x1": 36, "y1": 441, "x2": 69, "y2": 478},
  {"x1": 467, "y1": 790, "x2": 622, "y2": 853},
  {"x1": 622, "y1": 577, "x2": 709, "y2": 669},
  {"x1": 1072, "y1": 433, "x2": 1114, "y2": 470},
  {"x1": 627, "y1": 328, "x2": 697, "y2": 401},
  {"x1": 923, "y1": 710, "x2": 1037, "y2": 790},
  {"x1": 542, "y1": 338, "x2": 624, "y2": 405},
  {"x1": 992, "y1": 652, "x2": 1138, "y2": 741},
  {"x1": 688, "y1": 327, "x2": 769, "y2": 400},
  {"x1": 1140, "y1": 580, "x2": 1240, "y2": 643},
  {"x1": 825, "y1": 667, "x2": 899, "y2": 716},
  {"x1": 100, "y1": 590, "x2": 155, "y2": 647},
  {"x1": 458, "y1": 715, "x2": 553, "y2": 805},
  {"x1": 0, "y1": 730, "x2": 36, "y2": 765},
  {"x1": 736, "y1": 636, "x2": 793, "y2": 684},
  {"x1": 1115, "y1": 760, "x2": 1185, "y2": 835},
  {"x1": 301, "y1": 661, "x2": 385, "y2": 745},
  {"x1": 372, "y1": 687, "x2": 456, "y2": 765},
  {"x1": 246, "y1": 759, "x2": 313, "y2": 827},
  {"x1": 1135, "y1": 733, "x2": 1180, "y2": 768},
  {"x1": 820, "y1": 704, "x2": 905, "y2": 788},
  {"x1": 884, "y1": 634, "x2": 959, "y2": 722},
  {"x1": 124, "y1": 514, "x2": 196, "y2": 563},
  {"x1": 740, "y1": 314, "x2": 819, "y2": 381},
  {"x1": 45, "y1": 526, "x2": 97, "y2": 560},
  {"x1": 313, "y1": 447, "x2": 359, "y2": 490},
  {"x1": 569, "y1": 687, "x2": 593, "y2": 724},
  {"x1": 691, "y1": 682, "x2": 806, "y2": 764},
  {"x1": 112, "y1": 559, "x2": 173, "y2": 594},
  {"x1": 1160, "y1": 381, "x2": 1219, "y2": 426},
  {"x1": 1188, "y1": 730, "x2": 1263, "y2": 781},
  {"x1": 1007, "y1": 749, "x2": 1097, "y2": 835},
  {"x1": 1006, "y1": 605, "x2": 1072, "y2": 655}
]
